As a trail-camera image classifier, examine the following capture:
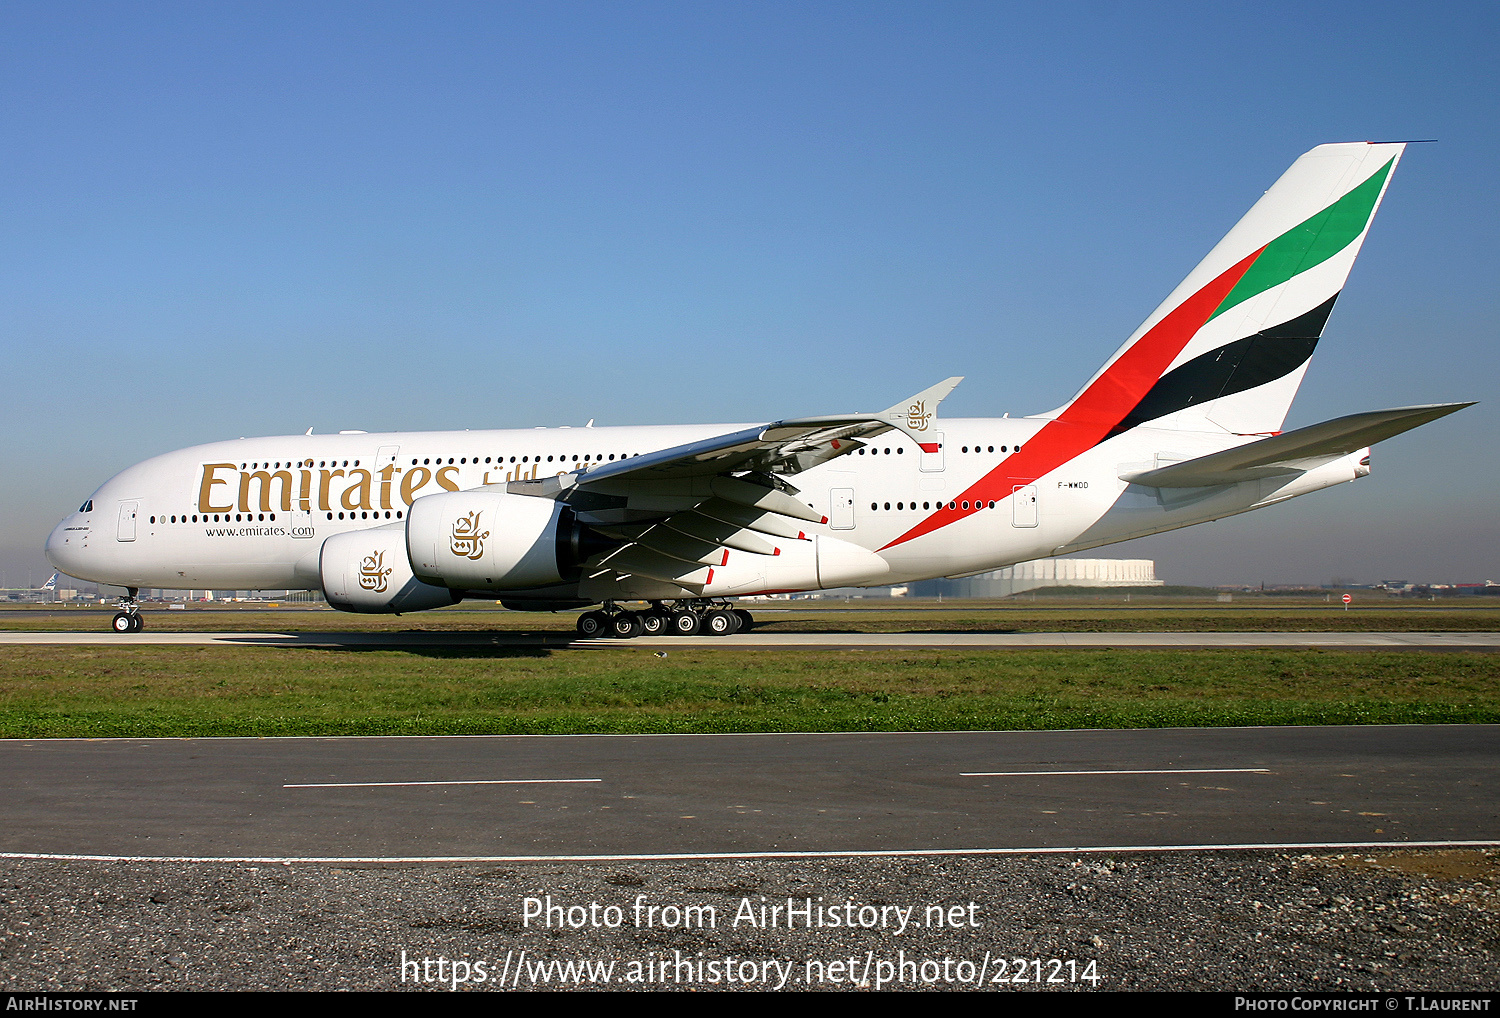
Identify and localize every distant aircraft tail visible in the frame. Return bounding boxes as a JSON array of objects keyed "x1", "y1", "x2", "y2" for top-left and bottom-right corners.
[
  {"x1": 1051, "y1": 142, "x2": 1405, "y2": 438},
  {"x1": 42, "y1": 573, "x2": 57, "y2": 591}
]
